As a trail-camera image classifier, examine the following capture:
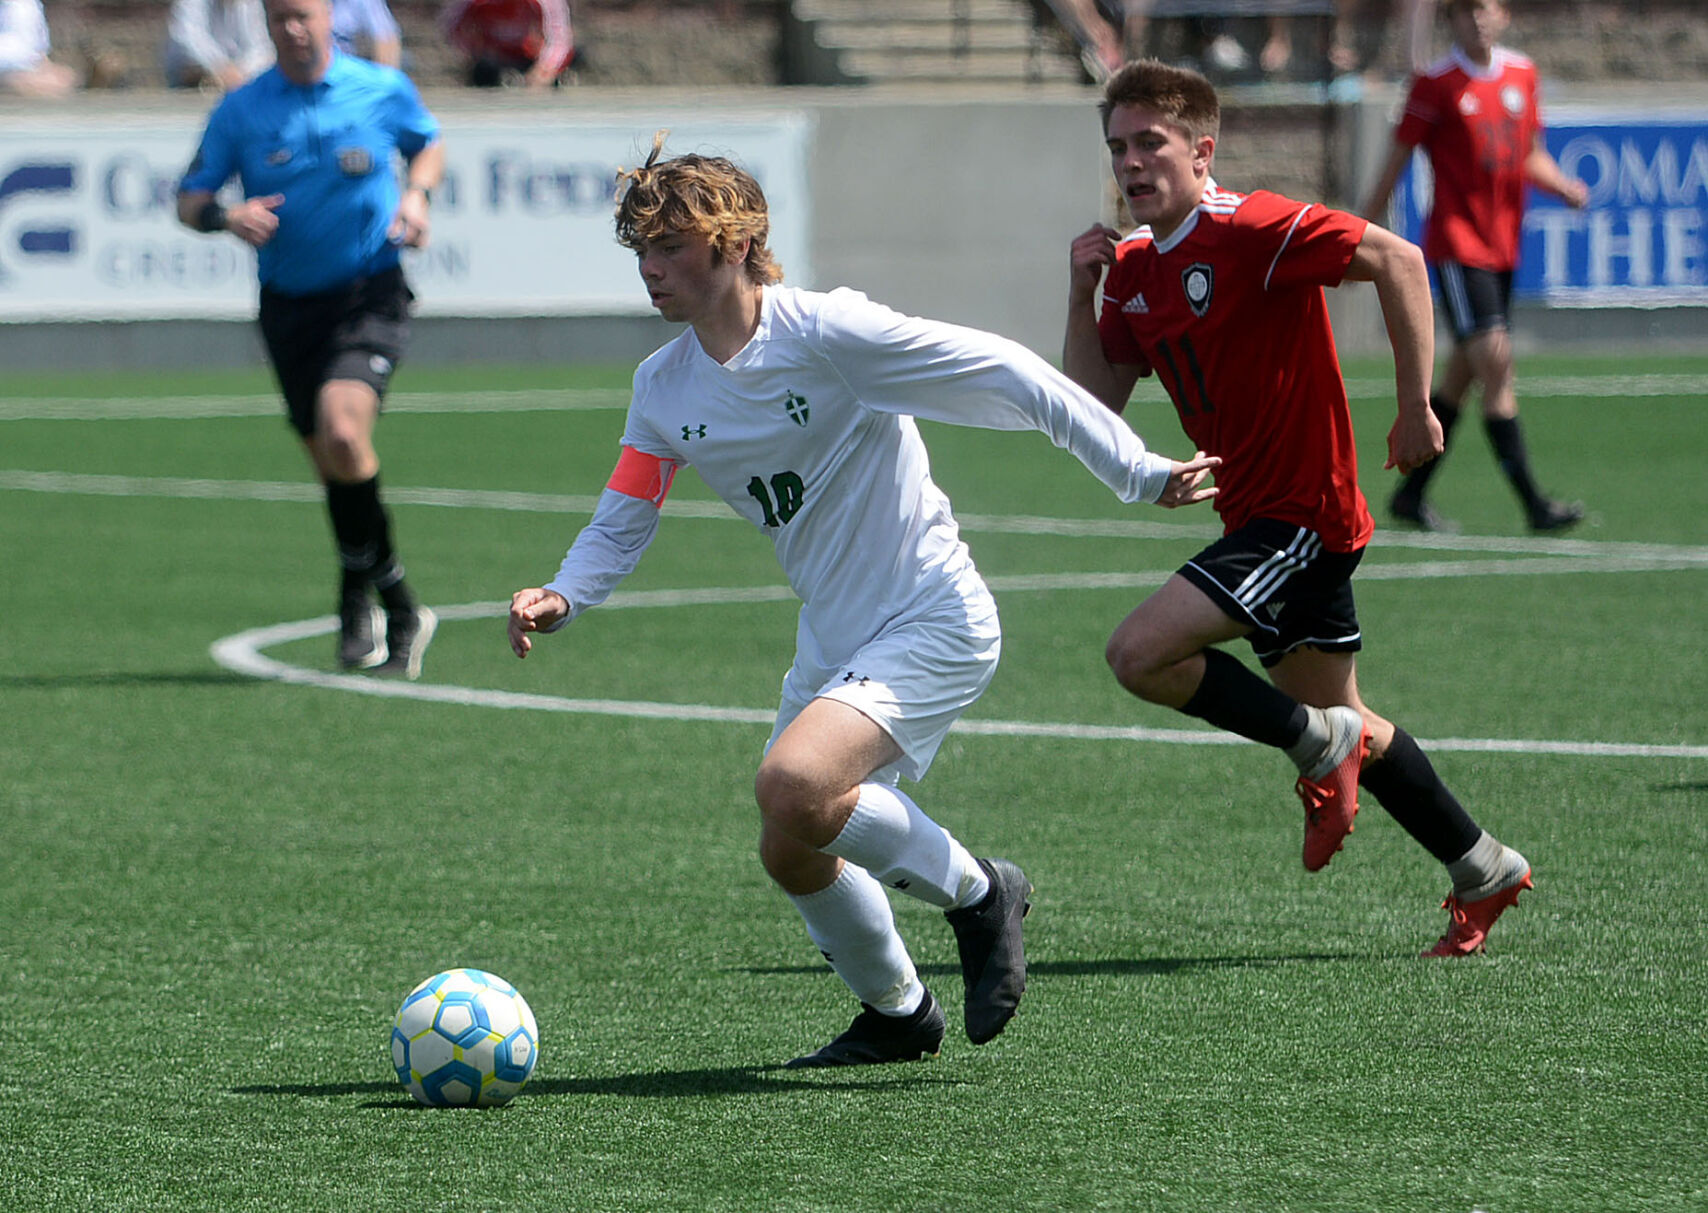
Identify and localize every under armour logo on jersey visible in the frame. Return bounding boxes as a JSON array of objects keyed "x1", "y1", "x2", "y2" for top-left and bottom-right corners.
[
  {"x1": 889, "y1": 878, "x2": 912, "y2": 890},
  {"x1": 1122, "y1": 293, "x2": 1151, "y2": 314},
  {"x1": 842, "y1": 671, "x2": 870, "y2": 686},
  {"x1": 1182, "y1": 262, "x2": 1215, "y2": 317},
  {"x1": 1266, "y1": 600, "x2": 1286, "y2": 618},
  {"x1": 784, "y1": 390, "x2": 810, "y2": 427},
  {"x1": 681, "y1": 424, "x2": 707, "y2": 440}
]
